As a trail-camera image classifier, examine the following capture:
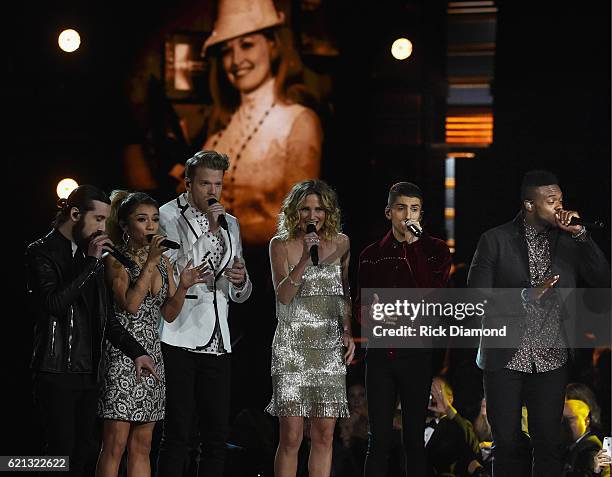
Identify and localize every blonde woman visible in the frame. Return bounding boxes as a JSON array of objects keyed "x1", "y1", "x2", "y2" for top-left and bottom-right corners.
[
  {"x1": 201, "y1": 0, "x2": 323, "y2": 246},
  {"x1": 266, "y1": 179, "x2": 355, "y2": 477}
]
